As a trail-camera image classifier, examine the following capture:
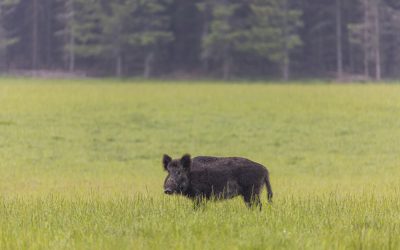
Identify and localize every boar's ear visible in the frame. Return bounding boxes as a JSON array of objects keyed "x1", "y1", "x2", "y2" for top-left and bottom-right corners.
[
  {"x1": 163, "y1": 154, "x2": 172, "y2": 171},
  {"x1": 180, "y1": 154, "x2": 191, "y2": 170}
]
